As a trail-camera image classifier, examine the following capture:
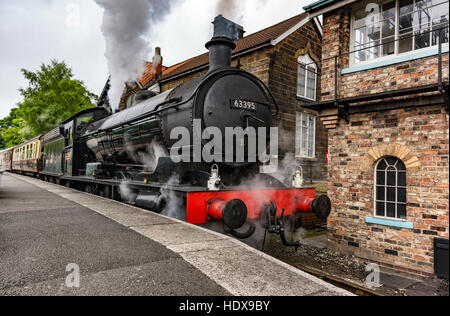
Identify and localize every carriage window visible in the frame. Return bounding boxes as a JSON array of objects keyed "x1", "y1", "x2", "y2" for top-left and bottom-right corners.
[{"x1": 375, "y1": 157, "x2": 407, "y2": 220}]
